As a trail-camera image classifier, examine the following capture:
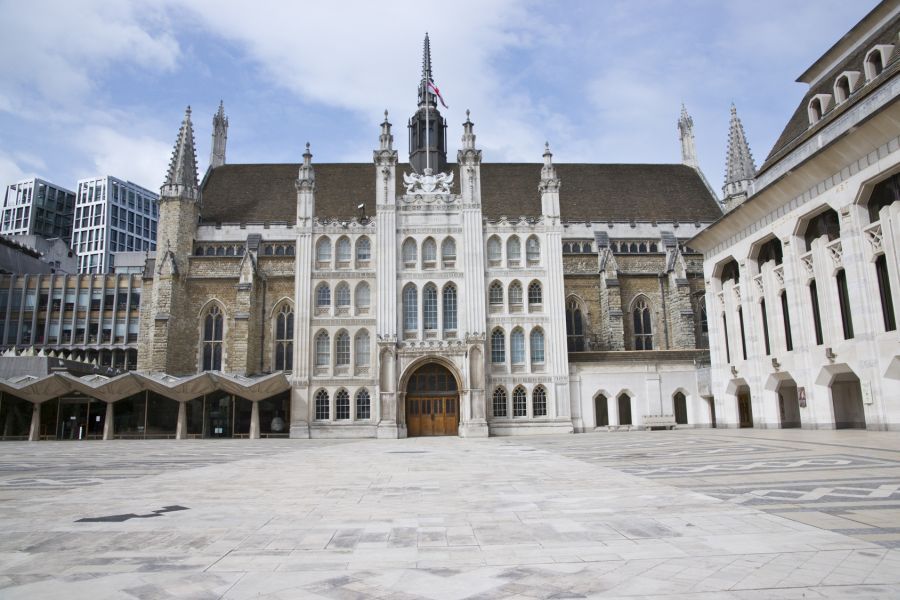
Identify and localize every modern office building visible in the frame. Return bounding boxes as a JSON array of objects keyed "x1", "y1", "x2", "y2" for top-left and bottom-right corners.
[
  {"x1": 1, "y1": 178, "x2": 76, "y2": 243},
  {"x1": 72, "y1": 176, "x2": 159, "y2": 273}
]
